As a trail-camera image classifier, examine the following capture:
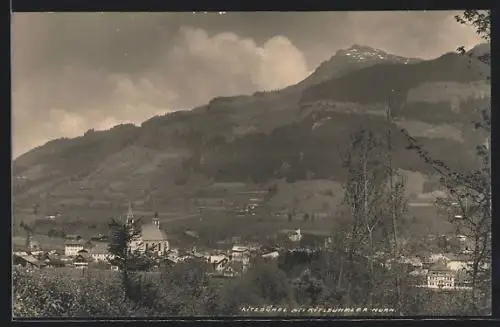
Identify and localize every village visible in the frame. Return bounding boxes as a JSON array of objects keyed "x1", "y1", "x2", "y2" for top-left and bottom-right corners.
[{"x1": 13, "y1": 197, "x2": 479, "y2": 291}]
